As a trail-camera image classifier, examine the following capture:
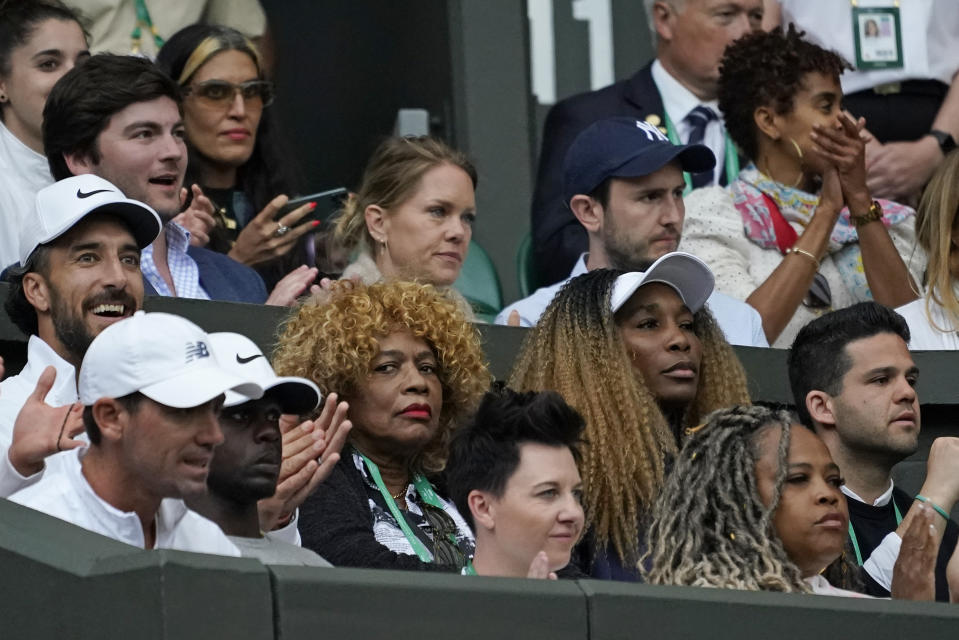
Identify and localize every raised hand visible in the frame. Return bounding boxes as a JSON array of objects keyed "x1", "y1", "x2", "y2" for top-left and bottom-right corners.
[
  {"x1": 918, "y1": 437, "x2": 959, "y2": 515},
  {"x1": 8, "y1": 366, "x2": 85, "y2": 477},
  {"x1": 526, "y1": 550, "x2": 558, "y2": 580},
  {"x1": 816, "y1": 164, "x2": 844, "y2": 219},
  {"x1": 257, "y1": 393, "x2": 352, "y2": 531},
  {"x1": 174, "y1": 184, "x2": 217, "y2": 247},
  {"x1": 810, "y1": 112, "x2": 871, "y2": 213},
  {"x1": 227, "y1": 195, "x2": 319, "y2": 267},
  {"x1": 891, "y1": 505, "x2": 938, "y2": 601},
  {"x1": 264, "y1": 265, "x2": 319, "y2": 307}
]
